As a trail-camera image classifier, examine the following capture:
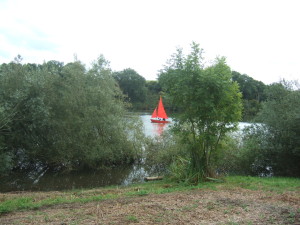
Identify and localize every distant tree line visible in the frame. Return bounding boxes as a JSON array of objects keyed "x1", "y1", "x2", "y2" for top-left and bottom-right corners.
[
  {"x1": 113, "y1": 67, "x2": 268, "y2": 121},
  {"x1": 231, "y1": 71, "x2": 266, "y2": 121},
  {"x1": 112, "y1": 69, "x2": 163, "y2": 111}
]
